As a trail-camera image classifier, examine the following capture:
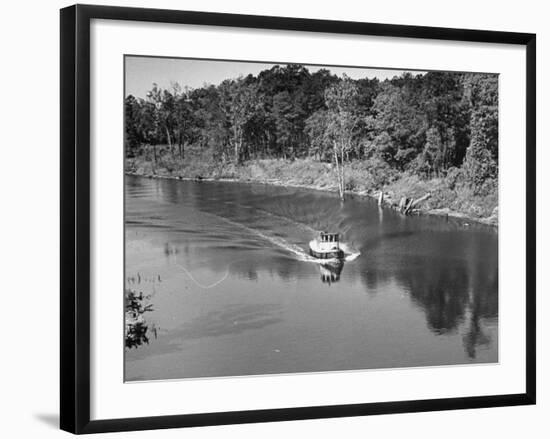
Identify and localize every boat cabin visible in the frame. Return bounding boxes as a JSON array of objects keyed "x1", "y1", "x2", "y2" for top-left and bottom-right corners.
[
  {"x1": 309, "y1": 232, "x2": 344, "y2": 260},
  {"x1": 319, "y1": 232, "x2": 340, "y2": 244}
]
